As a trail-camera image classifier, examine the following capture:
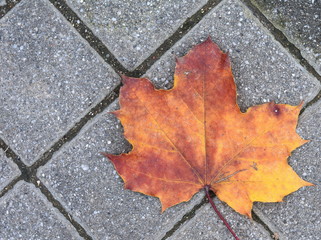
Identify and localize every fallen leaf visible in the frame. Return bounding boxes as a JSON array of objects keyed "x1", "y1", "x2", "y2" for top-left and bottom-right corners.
[{"x1": 104, "y1": 38, "x2": 312, "y2": 218}]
